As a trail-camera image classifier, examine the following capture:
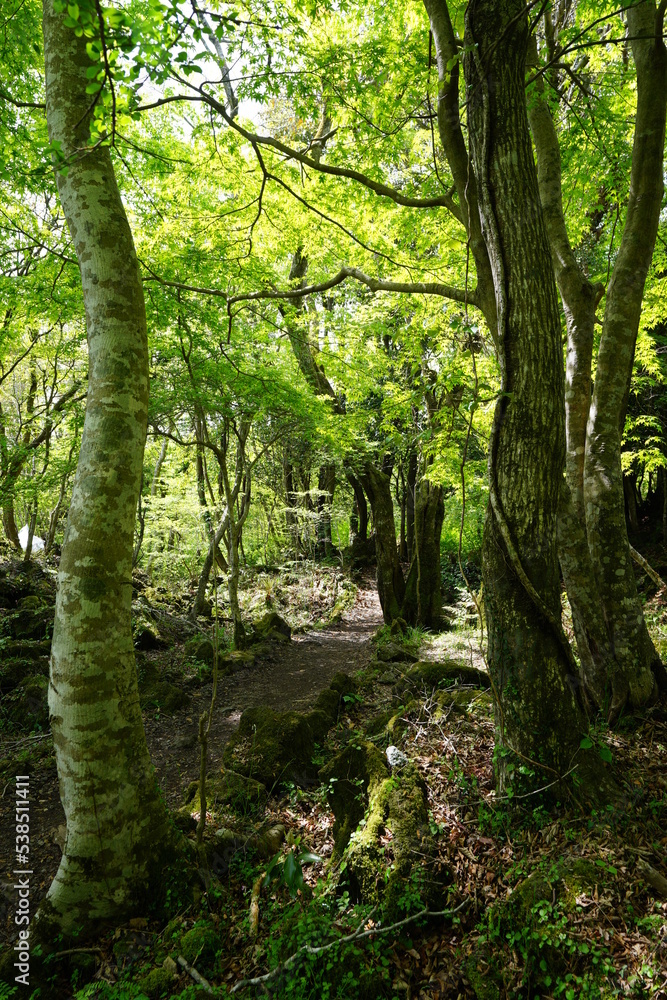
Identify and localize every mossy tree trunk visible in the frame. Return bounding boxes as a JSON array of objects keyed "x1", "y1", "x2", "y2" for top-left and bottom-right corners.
[
  {"x1": 41, "y1": 0, "x2": 178, "y2": 933},
  {"x1": 401, "y1": 478, "x2": 444, "y2": 628},
  {"x1": 527, "y1": 5, "x2": 667, "y2": 718},
  {"x1": 583, "y1": 3, "x2": 666, "y2": 714},
  {"x1": 464, "y1": 0, "x2": 591, "y2": 786},
  {"x1": 360, "y1": 462, "x2": 405, "y2": 623}
]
